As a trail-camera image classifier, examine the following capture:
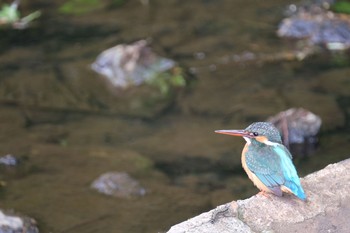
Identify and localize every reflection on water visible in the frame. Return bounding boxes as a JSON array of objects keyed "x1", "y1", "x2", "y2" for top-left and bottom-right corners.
[{"x1": 0, "y1": 0, "x2": 349, "y2": 232}]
